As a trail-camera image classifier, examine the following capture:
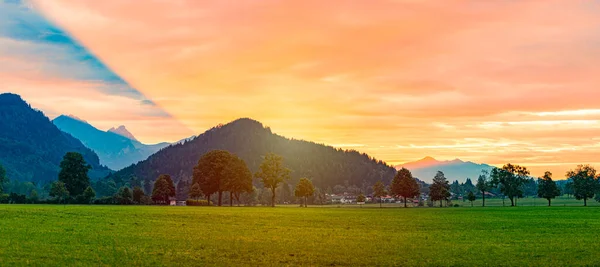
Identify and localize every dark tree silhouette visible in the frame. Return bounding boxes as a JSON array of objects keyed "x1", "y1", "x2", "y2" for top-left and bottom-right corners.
[{"x1": 390, "y1": 168, "x2": 420, "y2": 208}]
